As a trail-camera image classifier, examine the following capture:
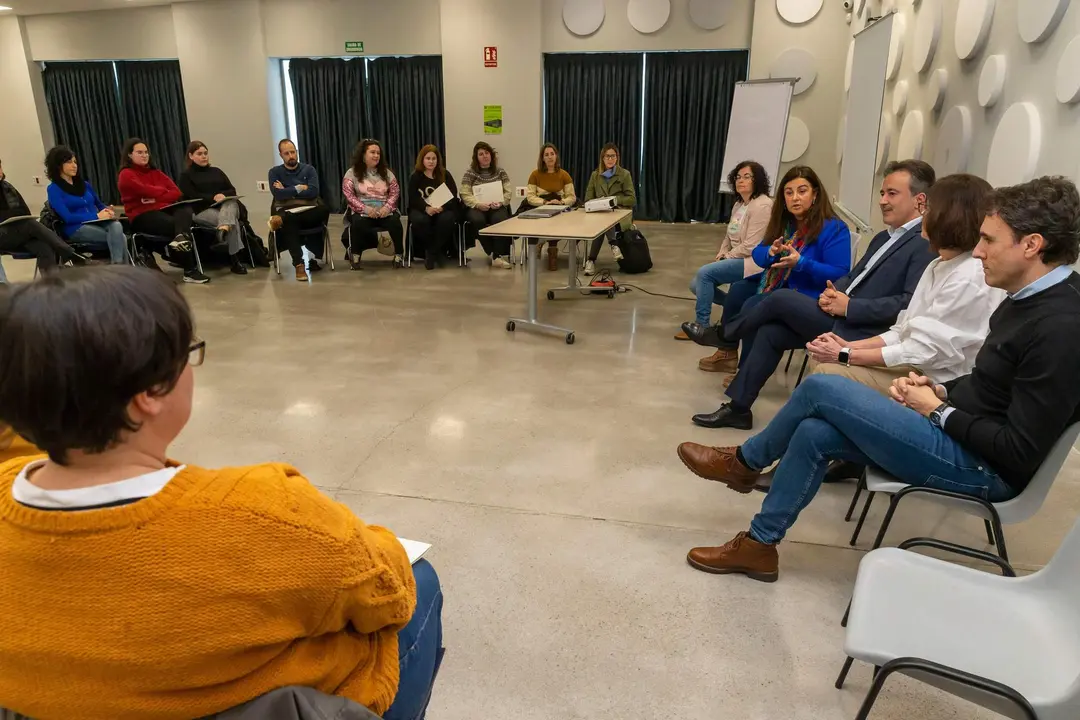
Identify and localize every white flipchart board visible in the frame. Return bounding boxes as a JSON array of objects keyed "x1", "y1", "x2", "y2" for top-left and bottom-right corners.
[
  {"x1": 718, "y1": 79, "x2": 795, "y2": 194},
  {"x1": 838, "y1": 12, "x2": 894, "y2": 229}
]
